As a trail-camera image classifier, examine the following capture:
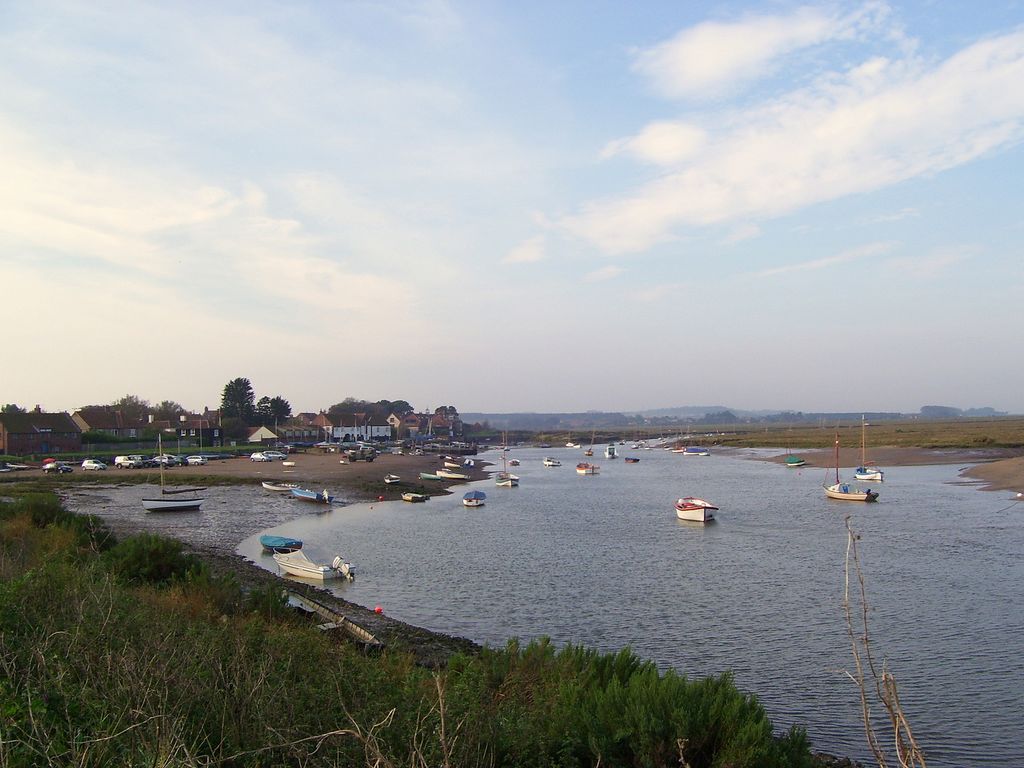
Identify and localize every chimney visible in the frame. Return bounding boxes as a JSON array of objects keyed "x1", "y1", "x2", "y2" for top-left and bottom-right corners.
[
  {"x1": 148, "y1": 414, "x2": 154, "y2": 423},
  {"x1": 34, "y1": 404, "x2": 42, "y2": 413}
]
